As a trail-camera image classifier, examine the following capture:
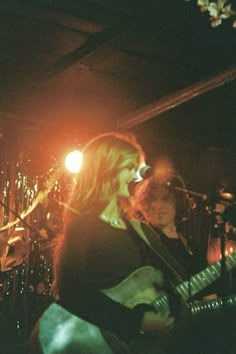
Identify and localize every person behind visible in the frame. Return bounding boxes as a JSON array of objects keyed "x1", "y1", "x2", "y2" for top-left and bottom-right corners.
[
  {"x1": 132, "y1": 170, "x2": 207, "y2": 279},
  {"x1": 32, "y1": 132, "x2": 182, "y2": 354},
  {"x1": 131, "y1": 170, "x2": 236, "y2": 354}
]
